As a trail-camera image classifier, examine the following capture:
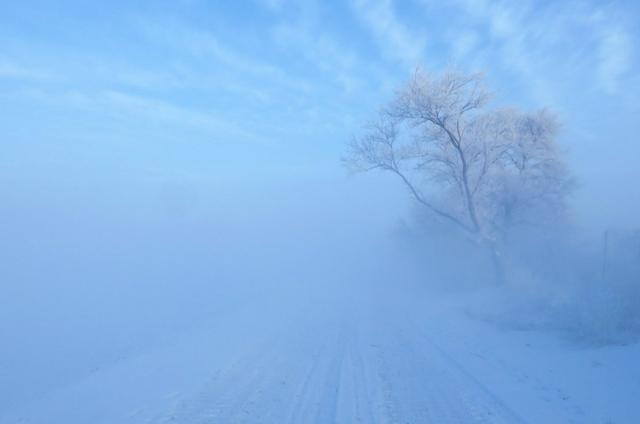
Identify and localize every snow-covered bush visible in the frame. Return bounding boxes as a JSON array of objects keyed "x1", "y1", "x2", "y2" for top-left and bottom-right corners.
[
  {"x1": 471, "y1": 228, "x2": 640, "y2": 345},
  {"x1": 559, "y1": 229, "x2": 640, "y2": 344},
  {"x1": 398, "y1": 218, "x2": 640, "y2": 345}
]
